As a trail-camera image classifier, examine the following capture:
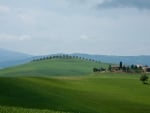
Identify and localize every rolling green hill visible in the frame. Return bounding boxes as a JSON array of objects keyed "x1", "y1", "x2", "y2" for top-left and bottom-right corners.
[
  {"x1": 0, "y1": 58, "x2": 108, "y2": 77},
  {"x1": 0, "y1": 74, "x2": 150, "y2": 113},
  {"x1": 0, "y1": 58, "x2": 150, "y2": 113},
  {"x1": 0, "y1": 105, "x2": 69, "y2": 113}
]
